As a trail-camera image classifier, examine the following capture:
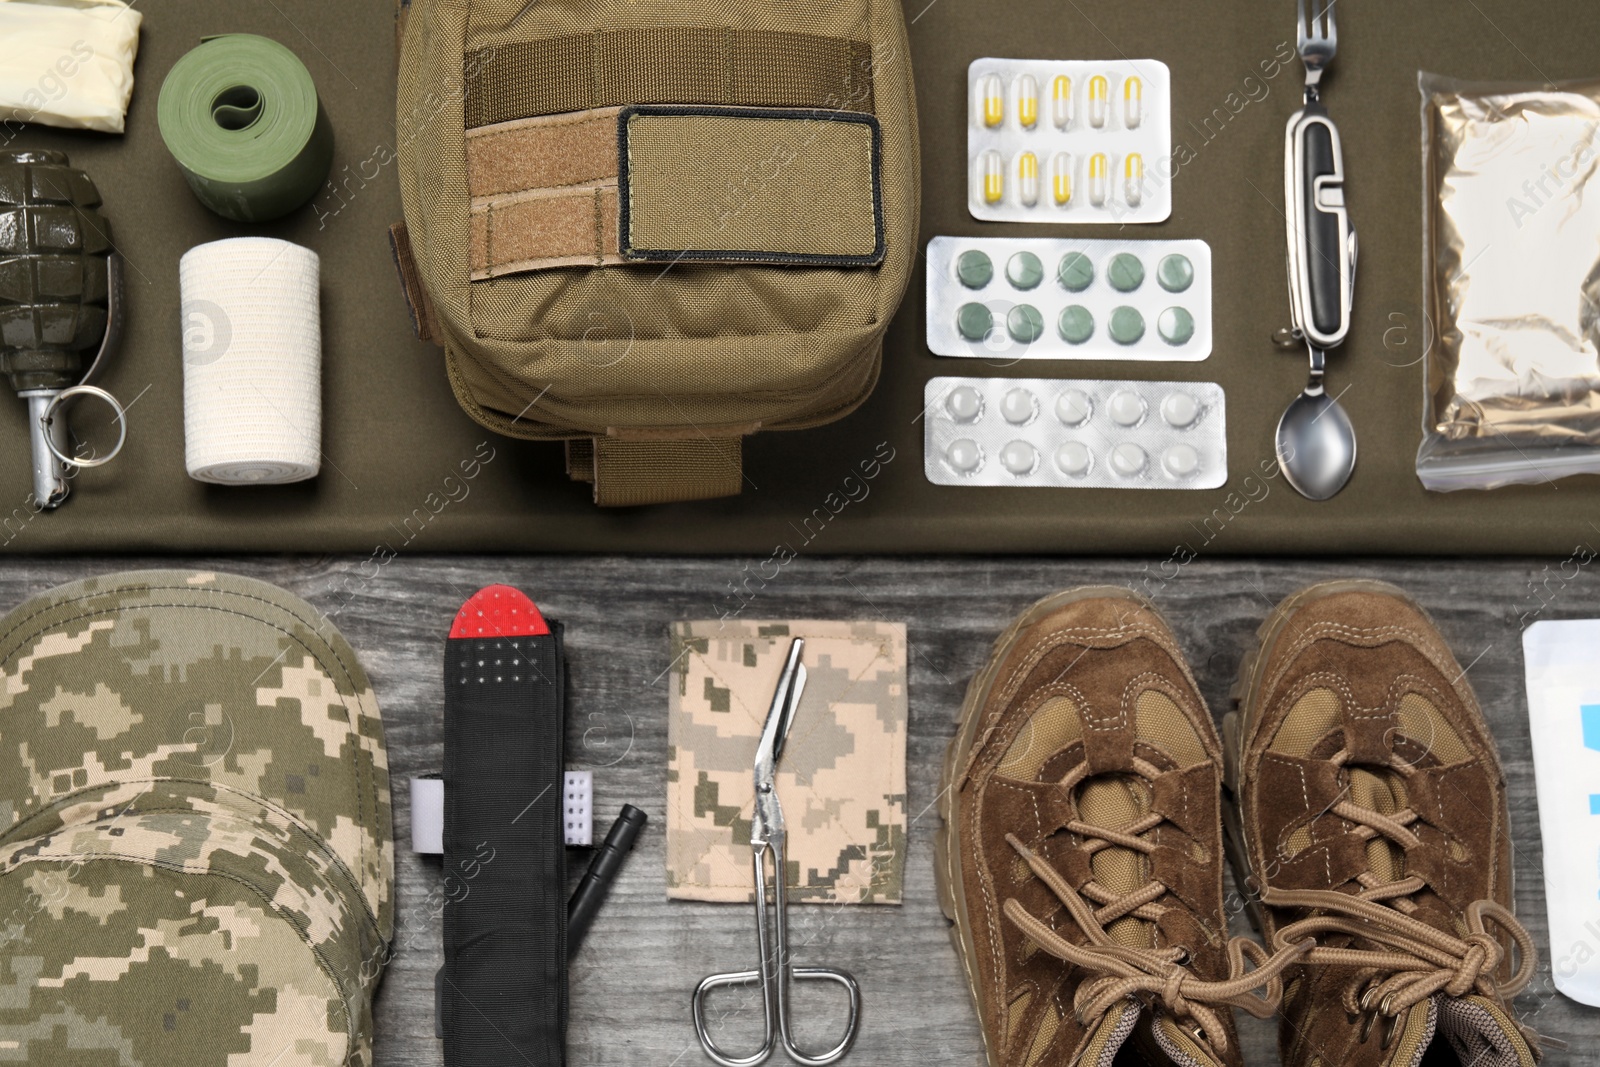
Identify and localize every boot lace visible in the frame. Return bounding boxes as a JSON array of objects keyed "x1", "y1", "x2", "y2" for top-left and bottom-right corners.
[
  {"x1": 1262, "y1": 749, "x2": 1536, "y2": 1041},
  {"x1": 1002, "y1": 757, "x2": 1311, "y2": 1054}
]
